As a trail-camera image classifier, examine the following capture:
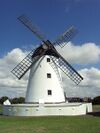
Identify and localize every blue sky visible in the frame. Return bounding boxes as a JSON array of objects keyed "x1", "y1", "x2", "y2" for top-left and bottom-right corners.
[
  {"x1": 0, "y1": 0, "x2": 100, "y2": 98},
  {"x1": 0, "y1": 0, "x2": 100, "y2": 56}
]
